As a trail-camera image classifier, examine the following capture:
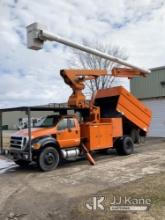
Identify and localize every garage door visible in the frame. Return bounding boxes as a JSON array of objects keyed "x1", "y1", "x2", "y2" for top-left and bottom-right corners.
[{"x1": 143, "y1": 99, "x2": 165, "y2": 137}]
